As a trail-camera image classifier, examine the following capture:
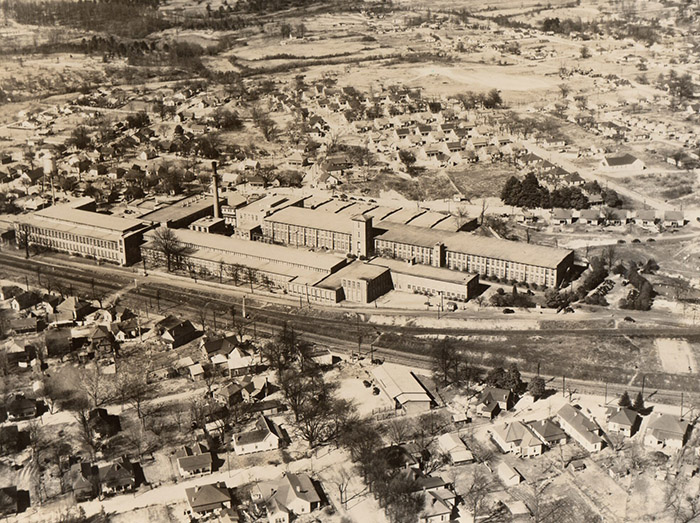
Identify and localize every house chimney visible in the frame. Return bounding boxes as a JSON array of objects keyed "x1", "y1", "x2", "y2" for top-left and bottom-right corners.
[{"x1": 212, "y1": 161, "x2": 221, "y2": 219}]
